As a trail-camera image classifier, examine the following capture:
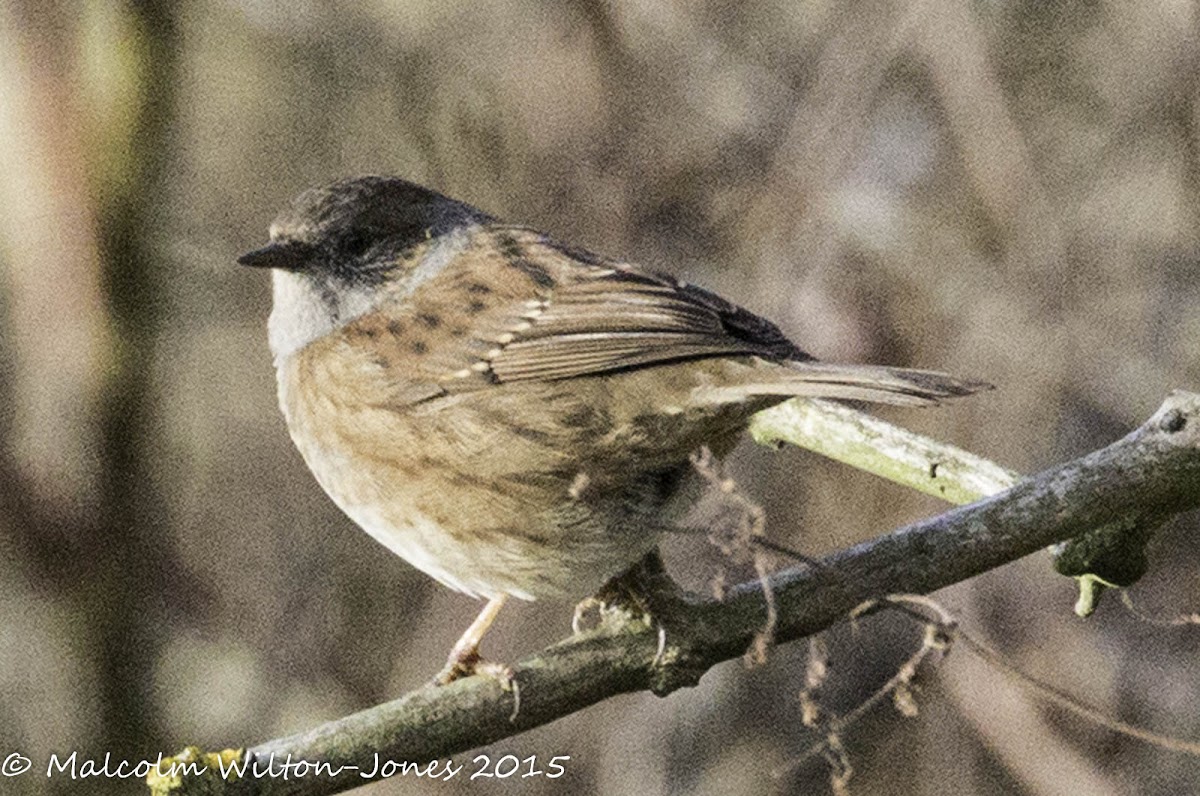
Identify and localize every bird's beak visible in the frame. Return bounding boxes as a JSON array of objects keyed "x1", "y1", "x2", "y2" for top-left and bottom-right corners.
[{"x1": 237, "y1": 240, "x2": 316, "y2": 271}]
